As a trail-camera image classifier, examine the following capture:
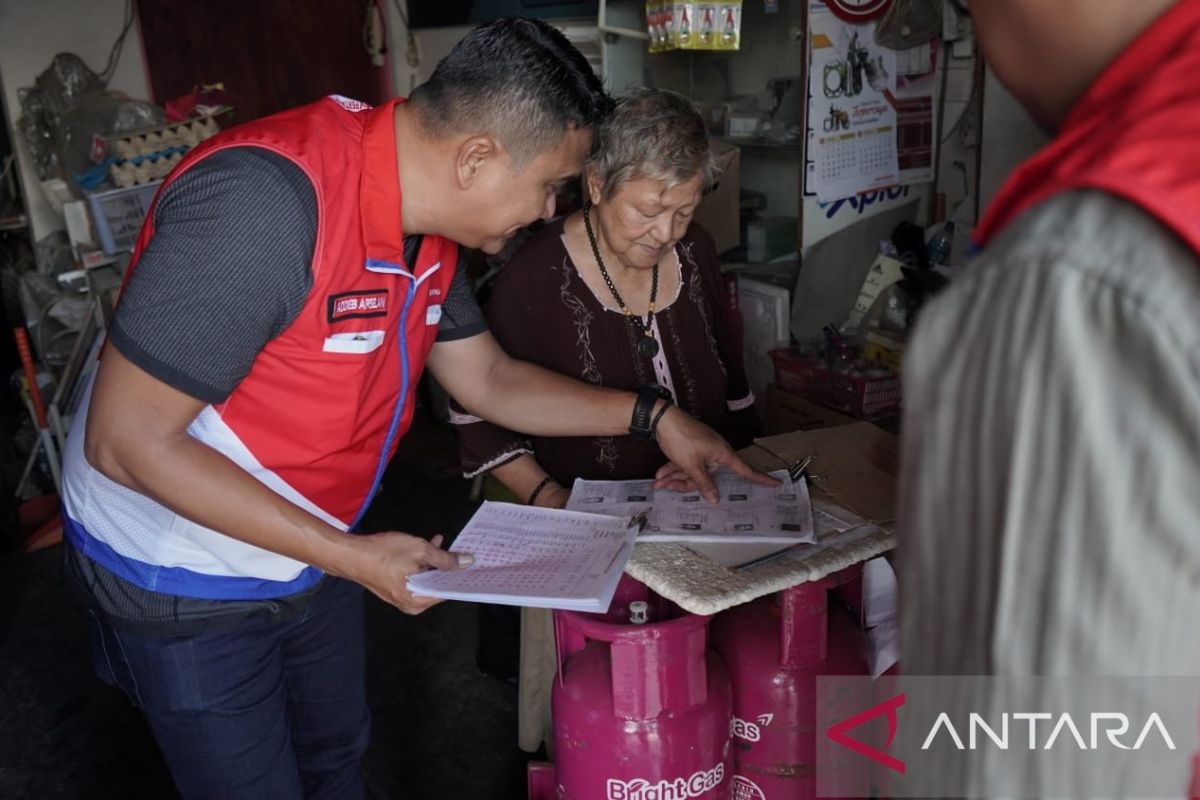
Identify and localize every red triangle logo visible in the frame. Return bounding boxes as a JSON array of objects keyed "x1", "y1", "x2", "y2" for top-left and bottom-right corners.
[{"x1": 826, "y1": 692, "x2": 907, "y2": 774}]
